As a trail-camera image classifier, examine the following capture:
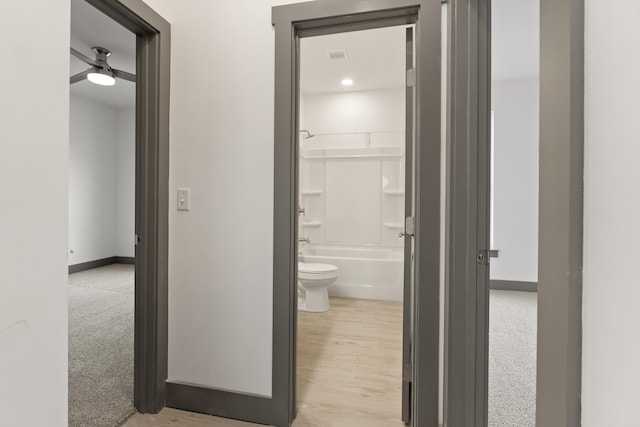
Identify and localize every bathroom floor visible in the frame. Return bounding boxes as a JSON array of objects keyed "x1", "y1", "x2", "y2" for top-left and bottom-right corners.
[{"x1": 295, "y1": 297, "x2": 405, "y2": 426}]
